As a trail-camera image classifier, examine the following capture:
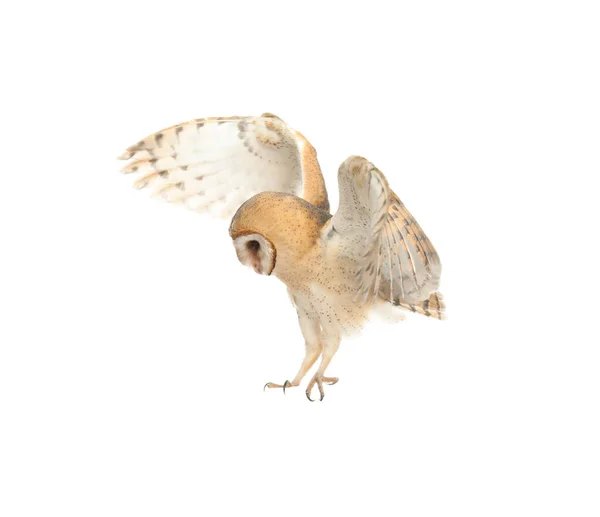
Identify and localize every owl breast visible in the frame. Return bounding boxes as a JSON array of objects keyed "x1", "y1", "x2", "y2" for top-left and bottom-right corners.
[{"x1": 289, "y1": 280, "x2": 371, "y2": 337}]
